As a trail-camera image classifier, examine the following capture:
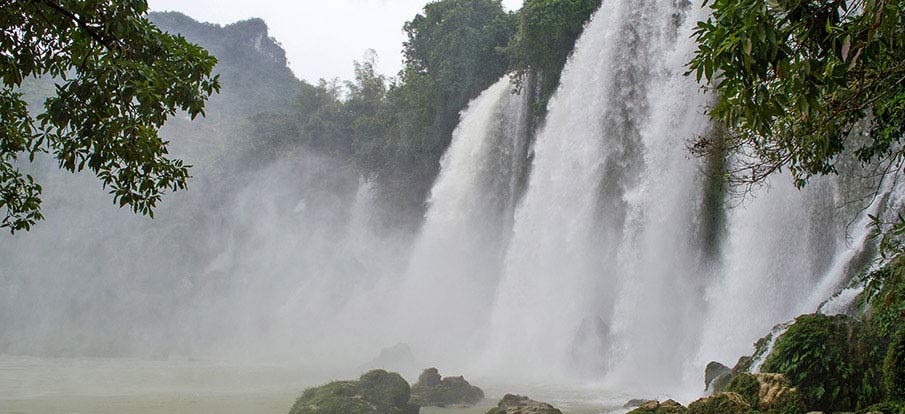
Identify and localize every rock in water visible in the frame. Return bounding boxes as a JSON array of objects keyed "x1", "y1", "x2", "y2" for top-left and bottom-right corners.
[
  {"x1": 627, "y1": 399, "x2": 687, "y2": 414},
  {"x1": 486, "y1": 394, "x2": 563, "y2": 414},
  {"x1": 409, "y1": 368, "x2": 484, "y2": 407},
  {"x1": 288, "y1": 369, "x2": 419, "y2": 414}
]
